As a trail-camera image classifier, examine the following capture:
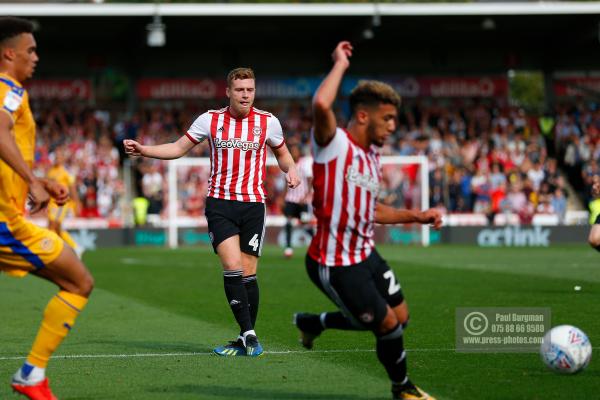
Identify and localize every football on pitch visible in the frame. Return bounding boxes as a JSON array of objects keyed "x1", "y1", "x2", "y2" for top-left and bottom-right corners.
[{"x1": 540, "y1": 325, "x2": 592, "y2": 374}]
